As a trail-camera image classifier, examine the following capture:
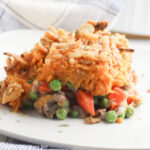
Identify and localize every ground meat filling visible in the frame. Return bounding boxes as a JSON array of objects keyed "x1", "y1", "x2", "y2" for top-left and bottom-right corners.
[
  {"x1": 52, "y1": 91, "x2": 67, "y2": 107},
  {"x1": 34, "y1": 91, "x2": 69, "y2": 118}
]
